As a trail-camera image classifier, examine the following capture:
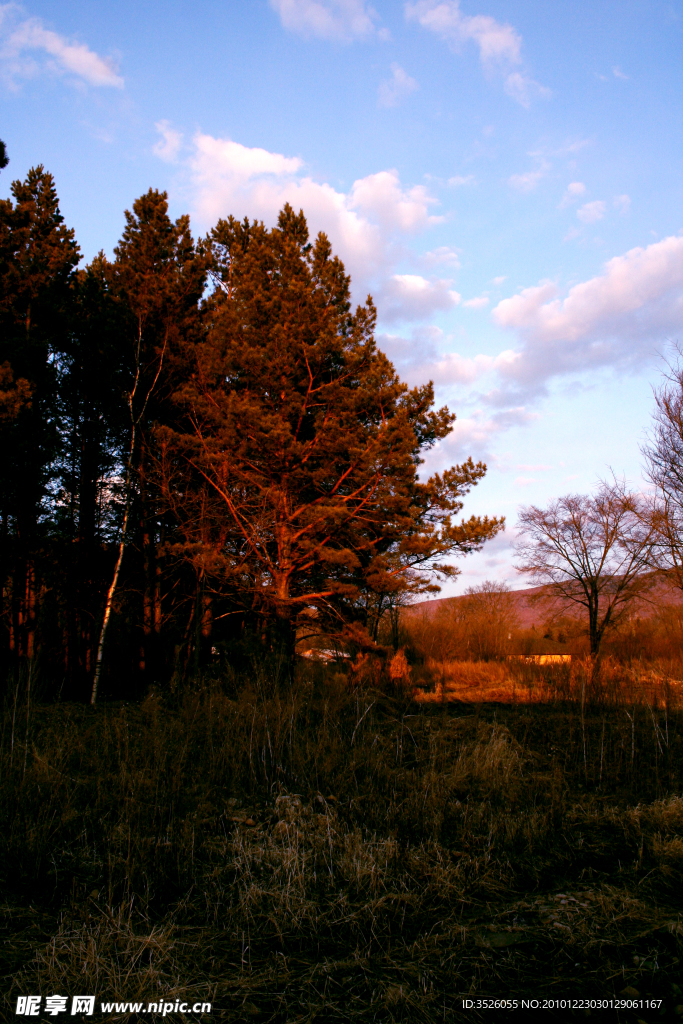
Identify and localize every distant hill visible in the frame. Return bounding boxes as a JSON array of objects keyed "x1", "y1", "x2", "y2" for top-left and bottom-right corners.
[{"x1": 411, "y1": 576, "x2": 683, "y2": 633}]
